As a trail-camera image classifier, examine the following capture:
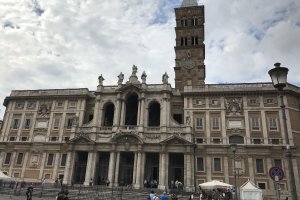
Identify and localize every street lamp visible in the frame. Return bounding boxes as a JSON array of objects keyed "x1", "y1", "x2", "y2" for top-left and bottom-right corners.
[
  {"x1": 268, "y1": 63, "x2": 297, "y2": 200},
  {"x1": 230, "y1": 144, "x2": 238, "y2": 200}
]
